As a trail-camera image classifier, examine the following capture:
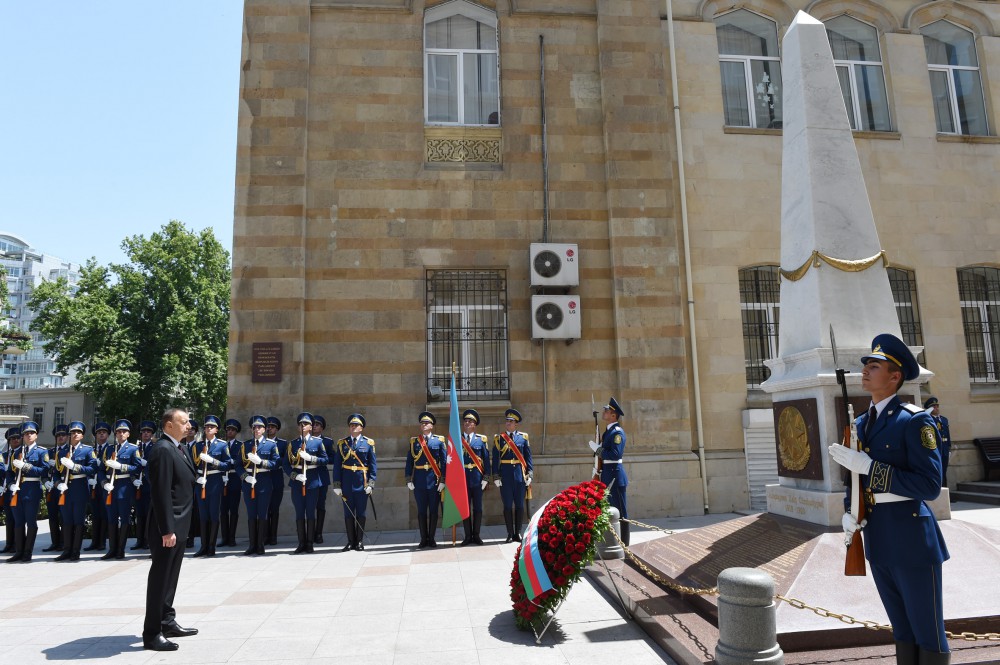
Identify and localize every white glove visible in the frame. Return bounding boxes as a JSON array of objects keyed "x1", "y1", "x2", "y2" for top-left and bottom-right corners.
[
  {"x1": 43, "y1": 481, "x2": 54, "y2": 491},
  {"x1": 828, "y1": 444, "x2": 874, "y2": 475},
  {"x1": 247, "y1": 453, "x2": 262, "y2": 465},
  {"x1": 196, "y1": 476, "x2": 207, "y2": 486},
  {"x1": 494, "y1": 478, "x2": 502, "y2": 488},
  {"x1": 407, "y1": 481, "x2": 415, "y2": 491},
  {"x1": 437, "y1": 482, "x2": 445, "y2": 492},
  {"x1": 299, "y1": 450, "x2": 314, "y2": 462},
  {"x1": 333, "y1": 487, "x2": 343, "y2": 496},
  {"x1": 57, "y1": 482, "x2": 69, "y2": 492},
  {"x1": 133, "y1": 479, "x2": 142, "y2": 488},
  {"x1": 10, "y1": 483, "x2": 19, "y2": 493},
  {"x1": 841, "y1": 512, "x2": 868, "y2": 548},
  {"x1": 525, "y1": 476, "x2": 533, "y2": 487},
  {"x1": 199, "y1": 452, "x2": 217, "y2": 465},
  {"x1": 295, "y1": 473, "x2": 307, "y2": 482},
  {"x1": 88, "y1": 478, "x2": 97, "y2": 488},
  {"x1": 588, "y1": 440, "x2": 600, "y2": 453},
  {"x1": 364, "y1": 485, "x2": 373, "y2": 495},
  {"x1": 137, "y1": 457, "x2": 147, "y2": 467},
  {"x1": 481, "y1": 480, "x2": 488, "y2": 490},
  {"x1": 60, "y1": 456, "x2": 75, "y2": 469},
  {"x1": 103, "y1": 482, "x2": 114, "y2": 492},
  {"x1": 244, "y1": 475, "x2": 257, "y2": 486},
  {"x1": 105, "y1": 459, "x2": 123, "y2": 470},
  {"x1": 13, "y1": 458, "x2": 26, "y2": 470}
]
